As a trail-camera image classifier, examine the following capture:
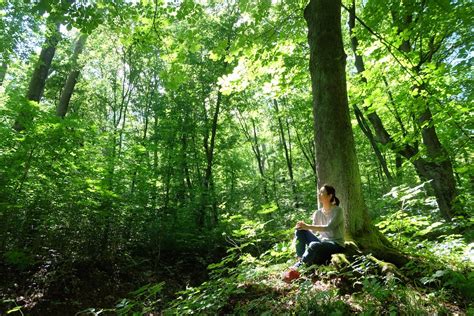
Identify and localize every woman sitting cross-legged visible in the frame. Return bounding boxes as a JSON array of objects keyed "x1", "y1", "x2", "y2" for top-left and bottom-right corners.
[{"x1": 283, "y1": 184, "x2": 345, "y2": 283}]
